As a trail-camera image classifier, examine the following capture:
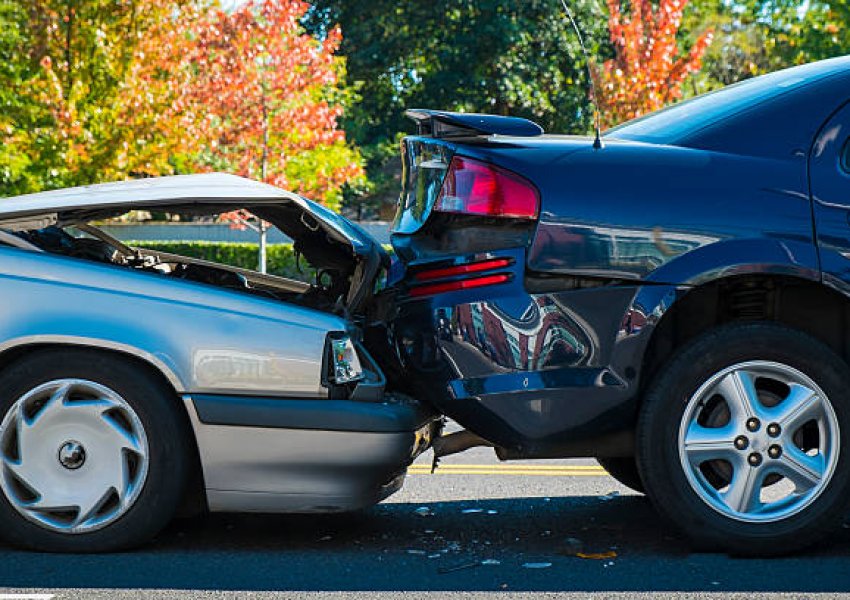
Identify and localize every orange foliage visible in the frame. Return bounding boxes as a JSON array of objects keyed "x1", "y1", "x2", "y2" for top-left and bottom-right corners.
[
  {"x1": 127, "y1": 0, "x2": 362, "y2": 208},
  {"x1": 595, "y1": 0, "x2": 713, "y2": 129},
  {"x1": 181, "y1": 0, "x2": 361, "y2": 194}
]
